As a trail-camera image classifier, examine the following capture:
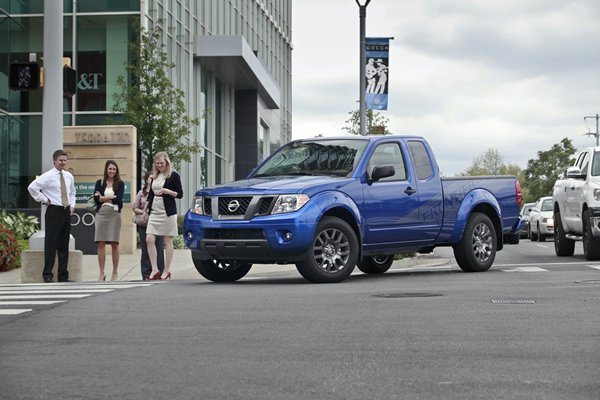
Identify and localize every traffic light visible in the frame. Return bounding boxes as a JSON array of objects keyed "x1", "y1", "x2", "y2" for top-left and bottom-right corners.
[
  {"x1": 9, "y1": 62, "x2": 40, "y2": 90},
  {"x1": 63, "y1": 66, "x2": 77, "y2": 97}
]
